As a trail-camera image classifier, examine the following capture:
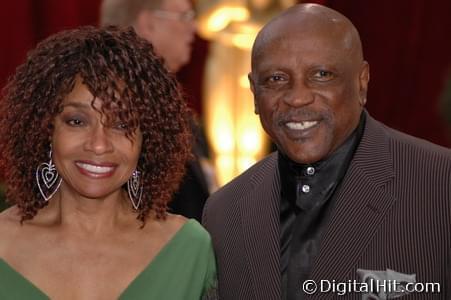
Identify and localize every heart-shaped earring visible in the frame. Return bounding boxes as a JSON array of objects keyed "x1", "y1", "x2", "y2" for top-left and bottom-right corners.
[
  {"x1": 36, "y1": 149, "x2": 62, "y2": 201},
  {"x1": 127, "y1": 169, "x2": 144, "y2": 210}
]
